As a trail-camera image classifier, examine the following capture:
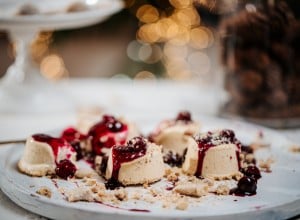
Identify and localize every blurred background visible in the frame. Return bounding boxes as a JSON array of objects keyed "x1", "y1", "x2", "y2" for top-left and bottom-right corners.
[
  {"x1": 0, "y1": 0, "x2": 300, "y2": 126},
  {"x1": 0, "y1": 0, "x2": 298, "y2": 81},
  {"x1": 0, "y1": 0, "x2": 219, "y2": 83}
]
